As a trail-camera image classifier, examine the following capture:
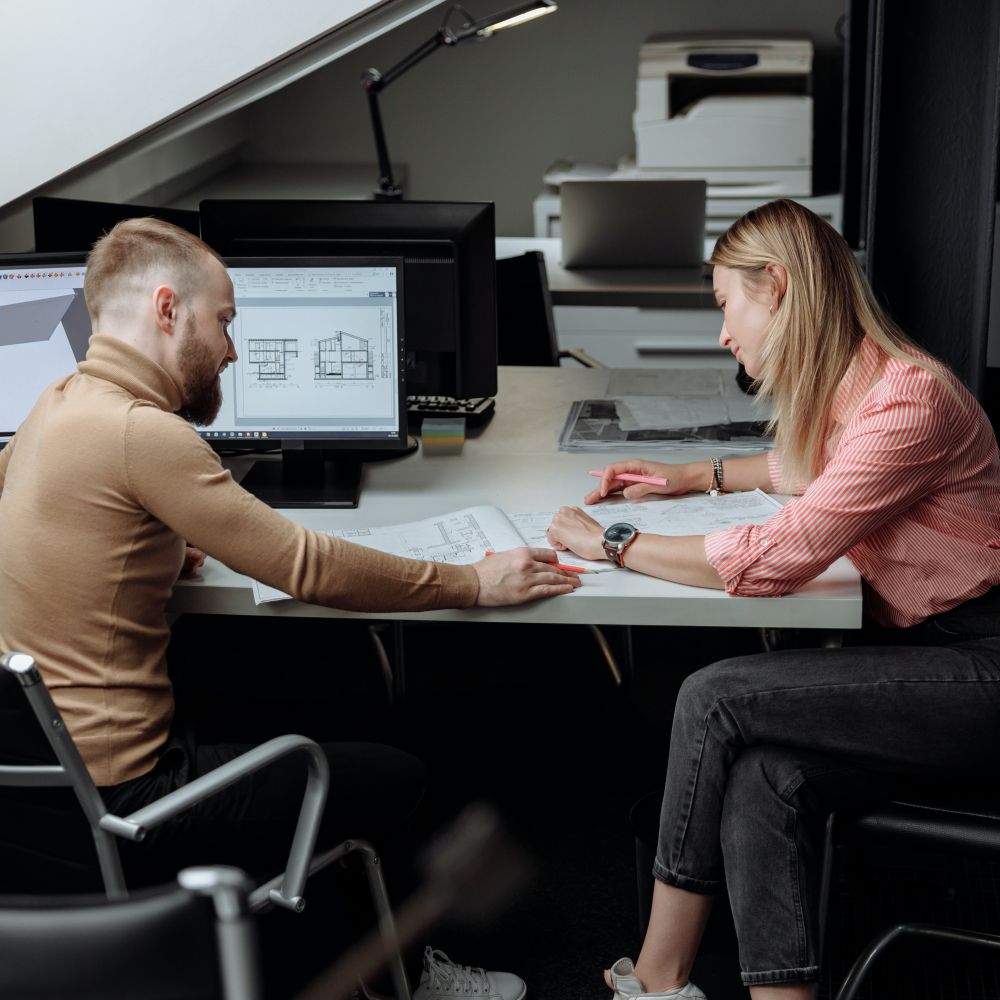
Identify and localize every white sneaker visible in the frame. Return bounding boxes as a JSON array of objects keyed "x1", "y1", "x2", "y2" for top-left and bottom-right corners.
[
  {"x1": 607, "y1": 958, "x2": 707, "y2": 1000},
  {"x1": 412, "y1": 947, "x2": 527, "y2": 1000}
]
